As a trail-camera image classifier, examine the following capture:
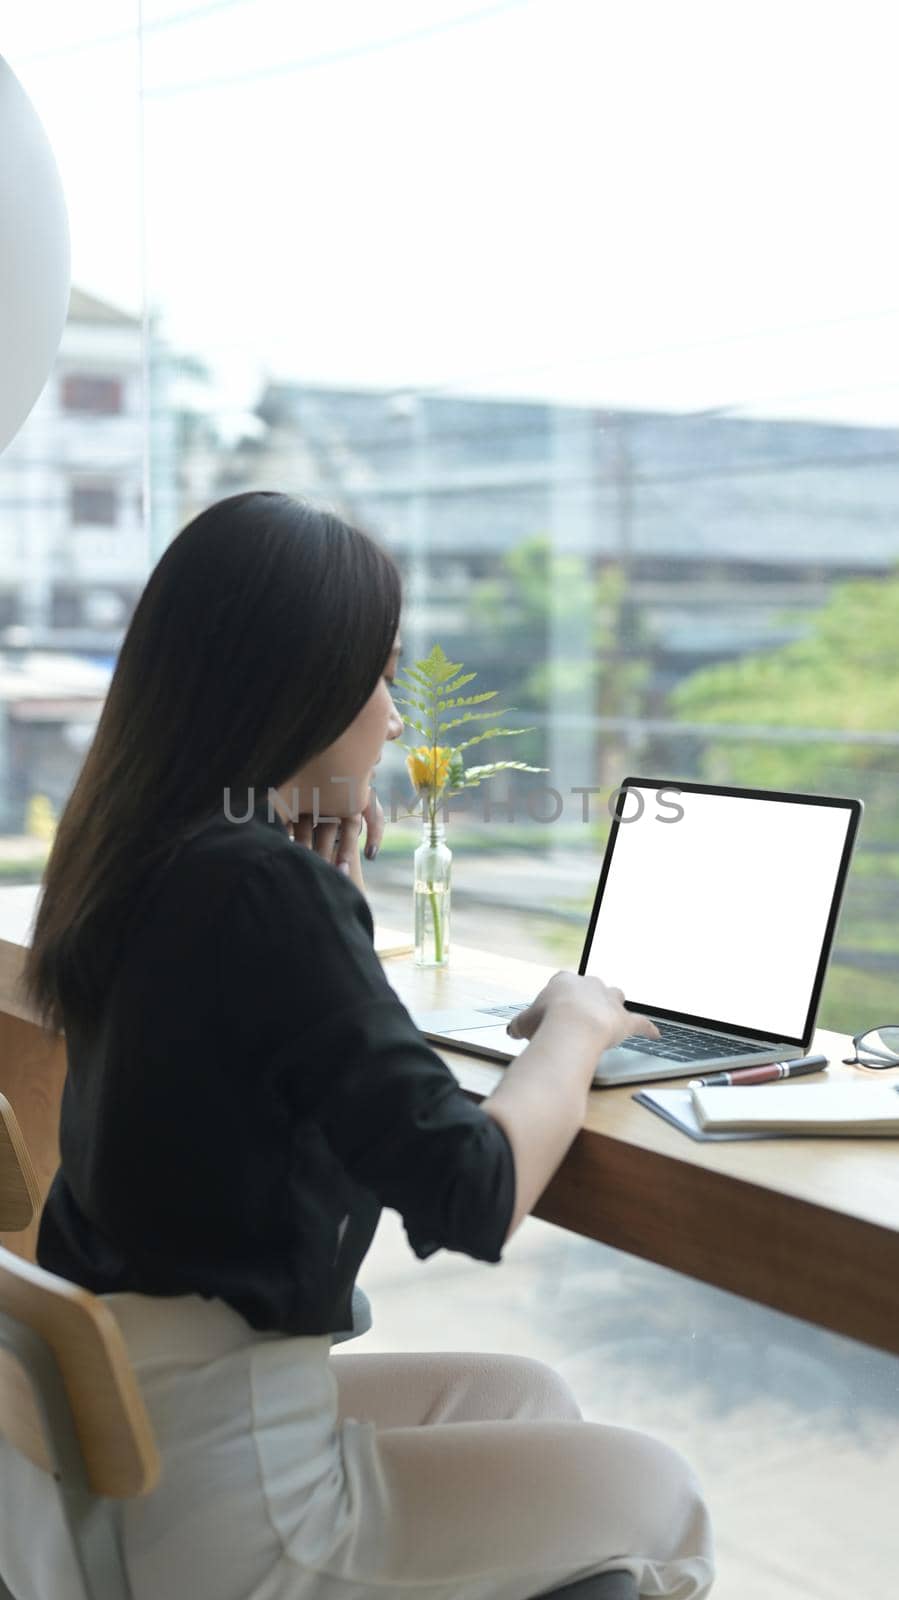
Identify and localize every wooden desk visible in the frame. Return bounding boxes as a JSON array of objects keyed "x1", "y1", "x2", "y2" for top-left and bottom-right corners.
[
  {"x1": 381, "y1": 940, "x2": 899, "y2": 1360},
  {"x1": 1, "y1": 885, "x2": 896, "y2": 1357}
]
